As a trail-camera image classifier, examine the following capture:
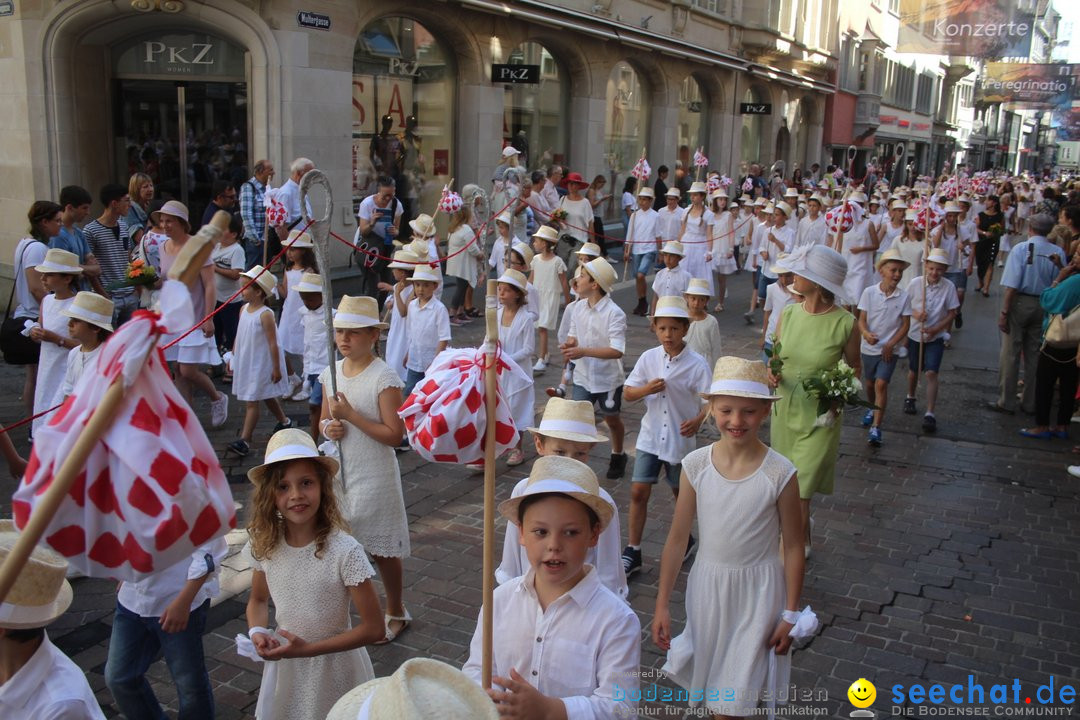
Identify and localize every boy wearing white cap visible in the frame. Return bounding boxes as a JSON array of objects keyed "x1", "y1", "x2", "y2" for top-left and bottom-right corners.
[
  {"x1": 903, "y1": 248, "x2": 959, "y2": 433},
  {"x1": 0, "y1": 526, "x2": 105, "y2": 718},
  {"x1": 464, "y1": 456, "x2": 641, "y2": 718},
  {"x1": 684, "y1": 278, "x2": 723, "y2": 371},
  {"x1": 399, "y1": 265, "x2": 452, "y2": 397},
  {"x1": 562, "y1": 259, "x2": 630, "y2": 479},
  {"x1": 650, "y1": 241, "x2": 692, "y2": 314},
  {"x1": 621, "y1": 297, "x2": 711, "y2": 578},
  {"x1": 627, "y1": 187, "x2": 663, "y2": 316},
  {"x1": 857, "y1": 250, "x2": 912, "y2": 447},
  {"x1": 497, "y1": 397, "x2": 628, "y2": 598}
]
